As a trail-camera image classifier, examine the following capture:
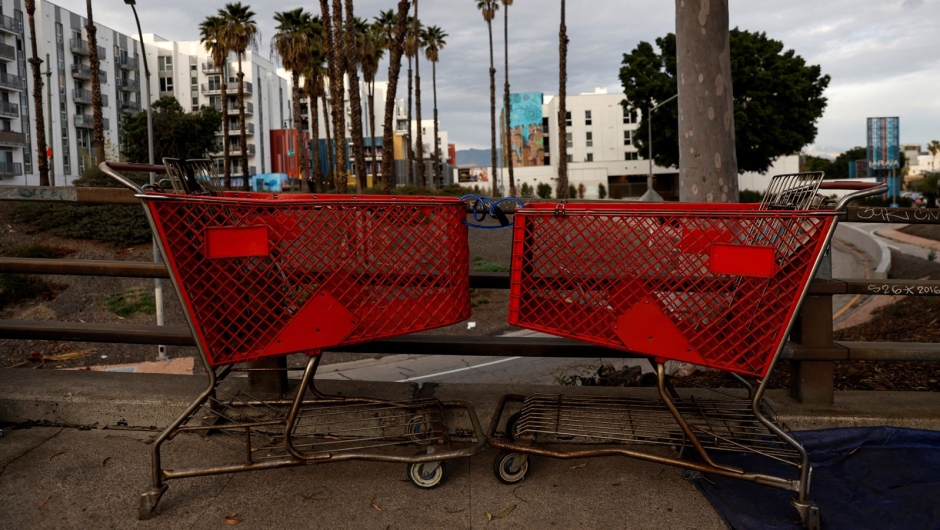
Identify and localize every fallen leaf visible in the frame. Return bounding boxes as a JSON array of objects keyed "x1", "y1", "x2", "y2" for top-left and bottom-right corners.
[
  {"x1": 371, "y1": 497, "x2": 383, "y2": 512},
  {"x1": 224, "y1": 512, "x2": 242, "y2": 525},
  {"x1": 568, "y1": 463, "x2": 587, "y2": 470},
  {"x1": 102, "y1": 457, "x2": 112, "y2": 466},
  {"x1": 486, "y1": 511, "x2": 493, "y2": 522},
  {"x1": 495, "y1": 504, "x2": 516, "y2": 519},
  {"x1": 46, "y1": 349, "x2": 96, "y2": 362},
  {"x1": 38, "y1": 495, "x2": 51, "y2": 509}
]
